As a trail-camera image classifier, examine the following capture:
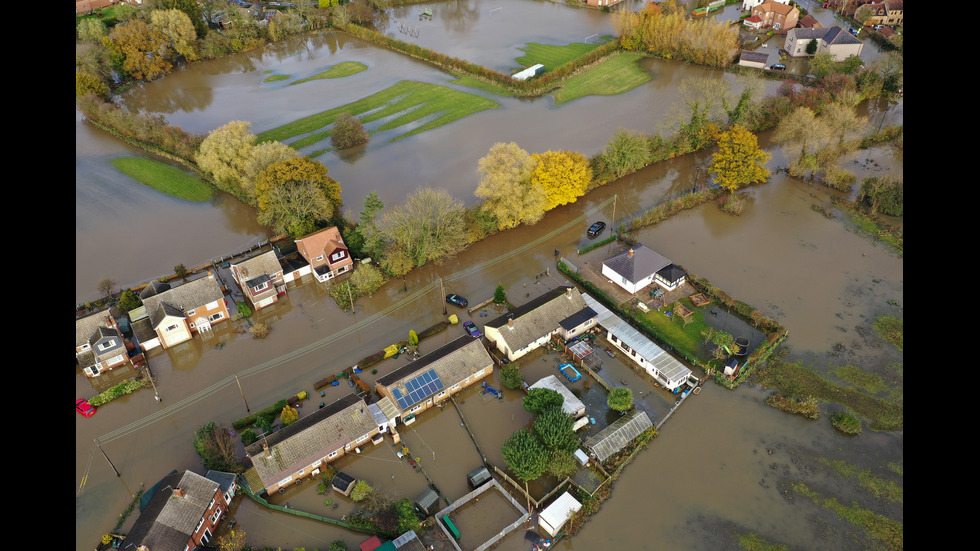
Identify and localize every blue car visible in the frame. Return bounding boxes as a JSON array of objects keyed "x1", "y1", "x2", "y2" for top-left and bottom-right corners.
[
  {"x1": 463, "y1": 321, "x2": 481, "y2": 338},
  {"x1": 446, "y1": 294, "x2": 468, "y2": 308}
]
